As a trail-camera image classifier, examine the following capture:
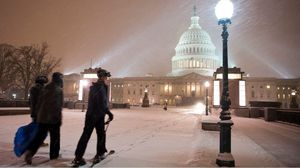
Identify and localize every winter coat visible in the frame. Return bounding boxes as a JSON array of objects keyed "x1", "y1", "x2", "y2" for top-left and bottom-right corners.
[
  {"x1": 86, "y1": 81, "x2": 111, "y2": 119},
  {"x1": 29, "y1": 83, "x2": 44, "y2": 120},
  {"x1": 37, "y1": 82, "x2": 63, "y2": 125}
]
